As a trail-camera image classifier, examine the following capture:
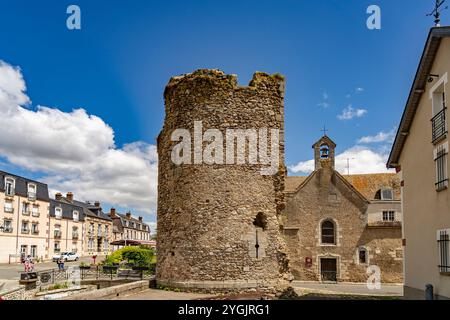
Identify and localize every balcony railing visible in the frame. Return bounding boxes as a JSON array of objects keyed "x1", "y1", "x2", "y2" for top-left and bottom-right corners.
[
  {"x1": 21, "y1": 228, "x2": 30, "y2": 234},
  {"x1": 22, "y1": 210, "x2": 31, "y2": 216},
  {"x1": 432, "y1": 107, "x2": 447, "y2": 143},
  {"x1": 32, "y1": 211, "x2": 40, "y2": 217},
  {"x1": 31, "y1": 229, "x2": 39, "y2": 235},
  {"x1": 4, "y1": 207, "x2": 14, "y2": 213},
  {"x1": 28, "y1": 192, "x2": 37, "y2": 201},
  {"x1": 54, "y1": 231, "x2": 62, "y2": 239},
  {"x1": 3, "y1": 227, "x2": 13, "y2": 233},
  {"x1": 72, "y1": 233, "x2": 79, "y2": 239}
]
